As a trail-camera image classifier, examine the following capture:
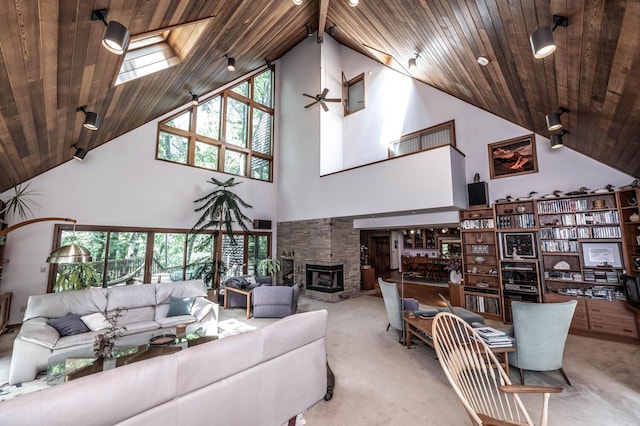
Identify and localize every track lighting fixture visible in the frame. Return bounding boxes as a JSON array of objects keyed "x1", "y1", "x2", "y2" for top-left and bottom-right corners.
[
  {"x1": 530, "y1": 15, "x2": 568, "y2": 59},
  {"x1": 266, "y1": 59, "x2": 272, "y2": 68},
  {"x1": 349, "y1": 0, "x2": 359, "y2": 6},
  {"x1": 545, "y1": 107, "x2": 569, "y2": 131},
  {"x1": 76, "y1": 106, "x2": 100, "y2": 131},
  {"x1": 292, "y1": 0, "x2": 302, "y2": 4},
  {"x1": 306, "y1": 24, "x2": 314, "y2": 37},
  {"x1": 408, "y1": 53, "x2": 419, "y2": 71},
  {"x1": 225, "y1": 54, "x2": 236, "y2": 72},
  {"x1": 550, "y1": 129, "x2": 568, "y2": 149},
  {"x1": 328, "y1": 24, "x2": 337, "y2": 37},
  {"x1": 189, "y1": 91, "x2": 199, "y2": 106},
  {"x1": 72, "y1": 144, "x2": 88, "y2": 161},
  {"x1": 91, "y1": 9, "x2": 130, "y2": 55}
]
